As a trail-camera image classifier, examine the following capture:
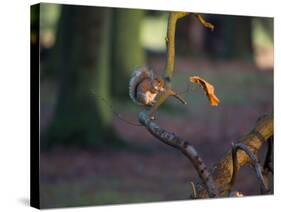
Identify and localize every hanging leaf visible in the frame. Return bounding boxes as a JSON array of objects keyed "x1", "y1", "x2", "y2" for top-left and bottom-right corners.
[{"x1": 190, "y1": 76, "x2": 220, "y2": 106}]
